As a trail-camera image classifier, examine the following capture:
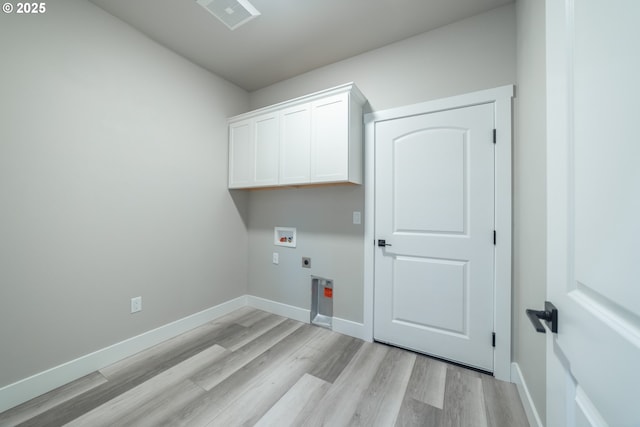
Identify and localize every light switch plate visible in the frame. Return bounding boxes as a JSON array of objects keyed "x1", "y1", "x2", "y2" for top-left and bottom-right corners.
[
  {"x1": 272, "y1": 252, "x2": 279, "y2": 264},
  {"x1": 353, "y1": 211, "x2": 361, "y2": 224}
]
